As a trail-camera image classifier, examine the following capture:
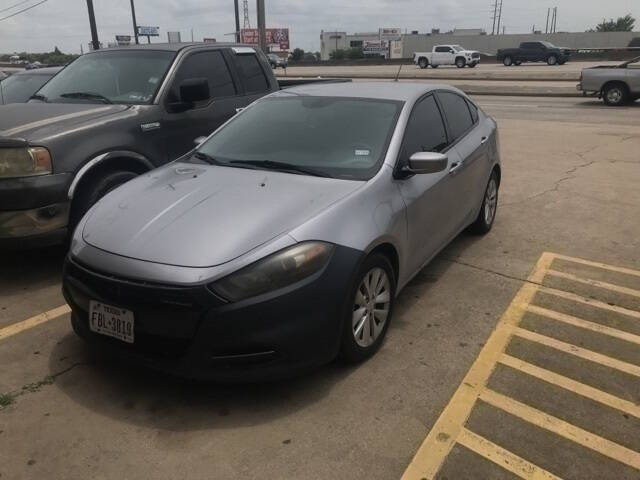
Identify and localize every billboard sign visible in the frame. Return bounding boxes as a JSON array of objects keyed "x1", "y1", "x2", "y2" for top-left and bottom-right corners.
[
  {"x1": 115, "y1": 35, "x2": 131, "y2": 46},
  {"x1": 241, "y1": 28, "x2": 290, "y2": 50},
  {"x1": 137, "y1": 26, "x2": 159, "y2": 37},
  {"x1": 379, "y1": 28, "x2": 401, "y2": 41},
  {"x1": 363, "y1": 40, "x2": 388, "y2": 56}
]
